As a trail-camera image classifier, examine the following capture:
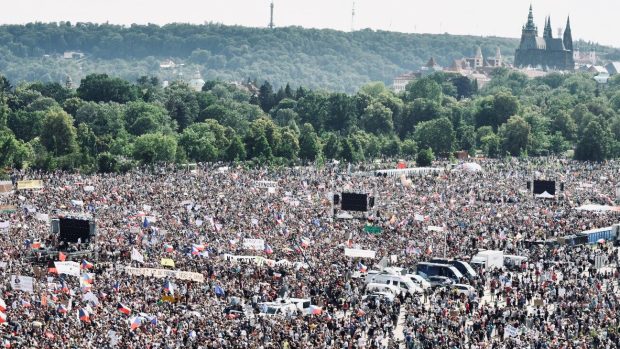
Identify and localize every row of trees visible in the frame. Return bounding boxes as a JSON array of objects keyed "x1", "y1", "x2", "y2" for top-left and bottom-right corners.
[
  {"x1": 1, "y1": 67, "x2": 620, "y2": 173},
  {"x1": 0, "y1": 22, "x2": 609, "y2": 92}
]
